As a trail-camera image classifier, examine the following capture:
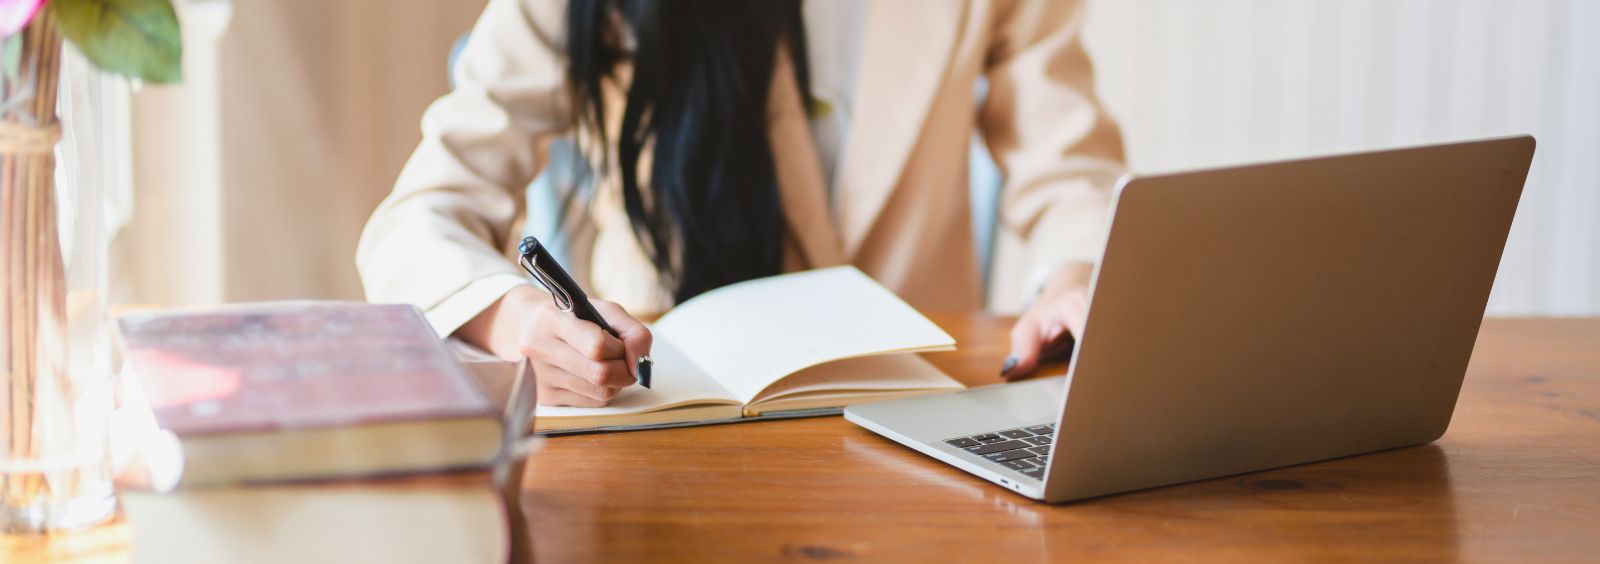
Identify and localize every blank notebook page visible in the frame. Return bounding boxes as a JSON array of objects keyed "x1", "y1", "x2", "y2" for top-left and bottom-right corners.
[{"x1": 654, "y1": 266, "x2": 955, "y2": 403}]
